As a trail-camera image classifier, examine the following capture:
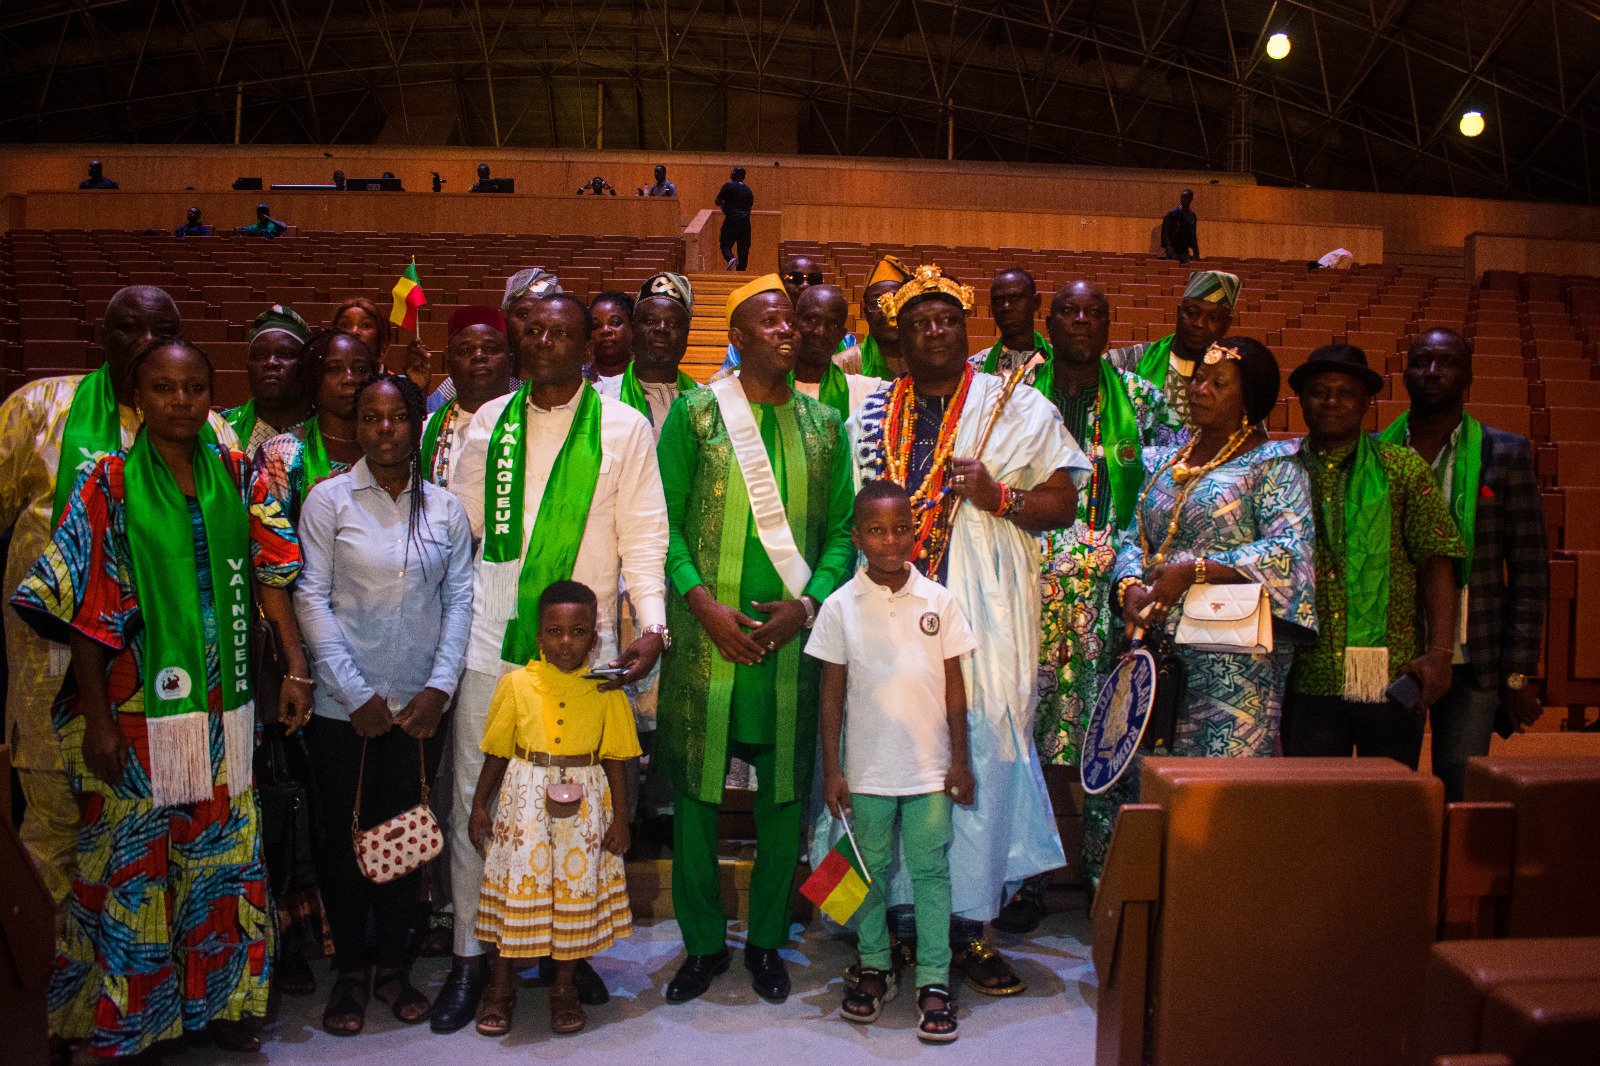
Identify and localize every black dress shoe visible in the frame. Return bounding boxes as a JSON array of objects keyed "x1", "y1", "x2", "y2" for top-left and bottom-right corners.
[
  {"x1": 430, "y1": 957, "x2": 489, "y2": 1034},
  {"x1": 744, "y1": 946, "x2": 790, "y2": 1004},
  {"x1": 664, "y1": 950, "x2": 730, "y2": 1003}
]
